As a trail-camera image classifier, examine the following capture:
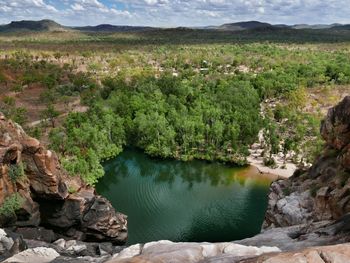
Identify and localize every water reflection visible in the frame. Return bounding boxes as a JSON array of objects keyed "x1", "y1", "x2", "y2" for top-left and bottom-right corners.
[
  {"x1": 97, "y1": 149, "x2": 272, "y2": 244},
  {"x1": 101, "y1": 149, "x2": 272, "y2": 188}
]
